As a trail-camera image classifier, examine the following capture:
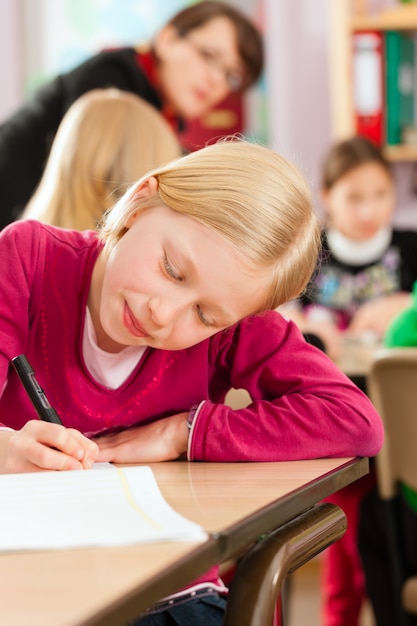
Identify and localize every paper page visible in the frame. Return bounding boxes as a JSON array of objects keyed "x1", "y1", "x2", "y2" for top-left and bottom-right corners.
[{"x1": 0, "y1": 464, "x2": 207, "y2": 551}]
